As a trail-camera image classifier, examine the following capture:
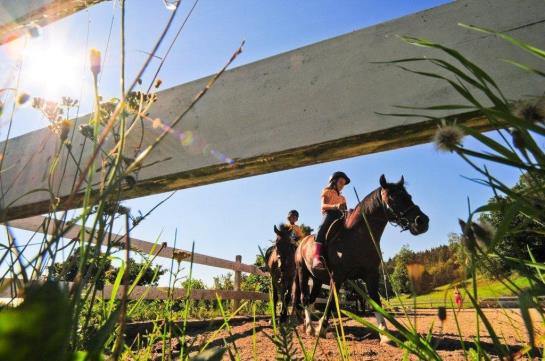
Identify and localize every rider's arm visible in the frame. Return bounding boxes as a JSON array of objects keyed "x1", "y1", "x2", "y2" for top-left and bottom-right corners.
[{"x1": 321, "y1": 189, "x2": 343, "y2": 212}]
